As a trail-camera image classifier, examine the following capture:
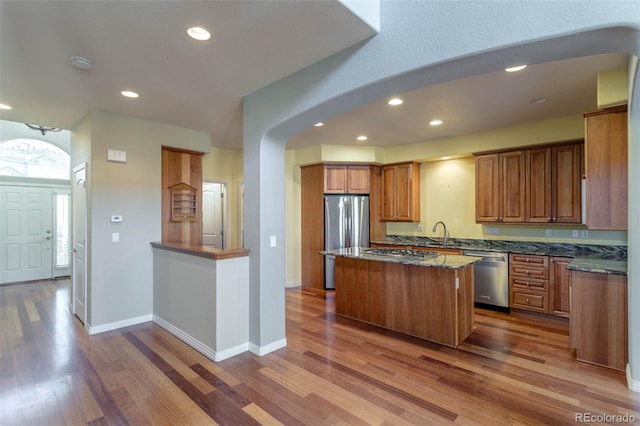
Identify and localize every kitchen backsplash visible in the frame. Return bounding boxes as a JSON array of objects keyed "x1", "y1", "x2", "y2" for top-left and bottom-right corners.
[{"x1": 381, "y1": 235, "x2": 627, "y2": 260}]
